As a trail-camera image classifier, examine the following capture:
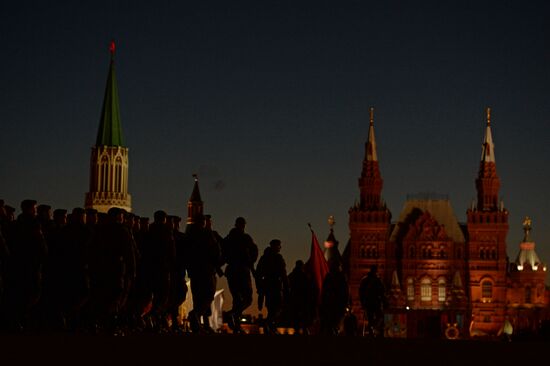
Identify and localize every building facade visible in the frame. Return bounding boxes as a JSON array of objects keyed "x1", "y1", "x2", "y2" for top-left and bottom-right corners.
[
  {"x1": 347, "y1": 107, "x2": 548, "y2": 339},
  {"x1": 85, "y1": 43, "x2": 132, "y2": 213}
]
